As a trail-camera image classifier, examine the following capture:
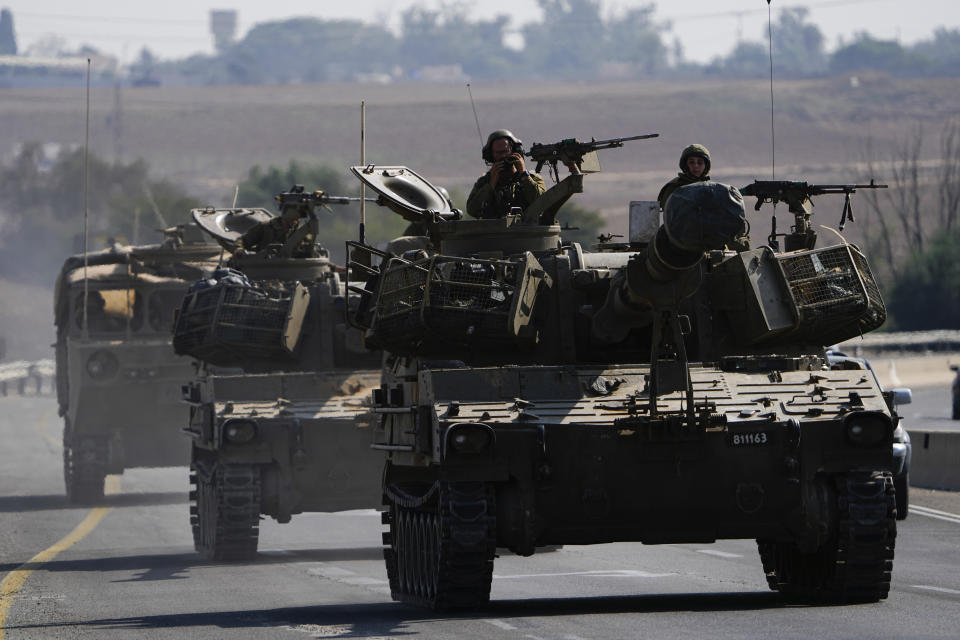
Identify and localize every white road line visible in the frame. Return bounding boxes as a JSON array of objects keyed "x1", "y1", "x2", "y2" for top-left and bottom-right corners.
[
  {"x1": 307, "y1": 566, "x2": 356, "y2": 578},
  {"x1": 485, "y1": 619, "x2": 517, "y2": 631},
  {"x1": 696, "y1": 549, "x2": 743, "y2": 558},
  {"x1": 493, "y1": 569, "x2": 675, "y2": 580},
  {"x1": 340, "y1": 577, "x2": 388, "y2": 586},
  {"x1": 911, "y1": 505, "x2": 960, "y2": 525},
  {"x1": 912, "y1": 585, "x2": 960, "y2": 595}
]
